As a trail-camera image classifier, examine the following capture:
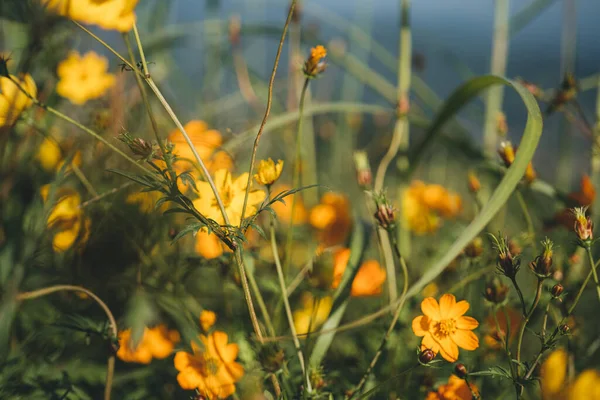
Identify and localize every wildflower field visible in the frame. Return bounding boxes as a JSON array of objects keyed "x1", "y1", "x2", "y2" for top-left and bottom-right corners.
[{"x1": 2, "y1": 0, "x2": 600, "y2": 399}]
